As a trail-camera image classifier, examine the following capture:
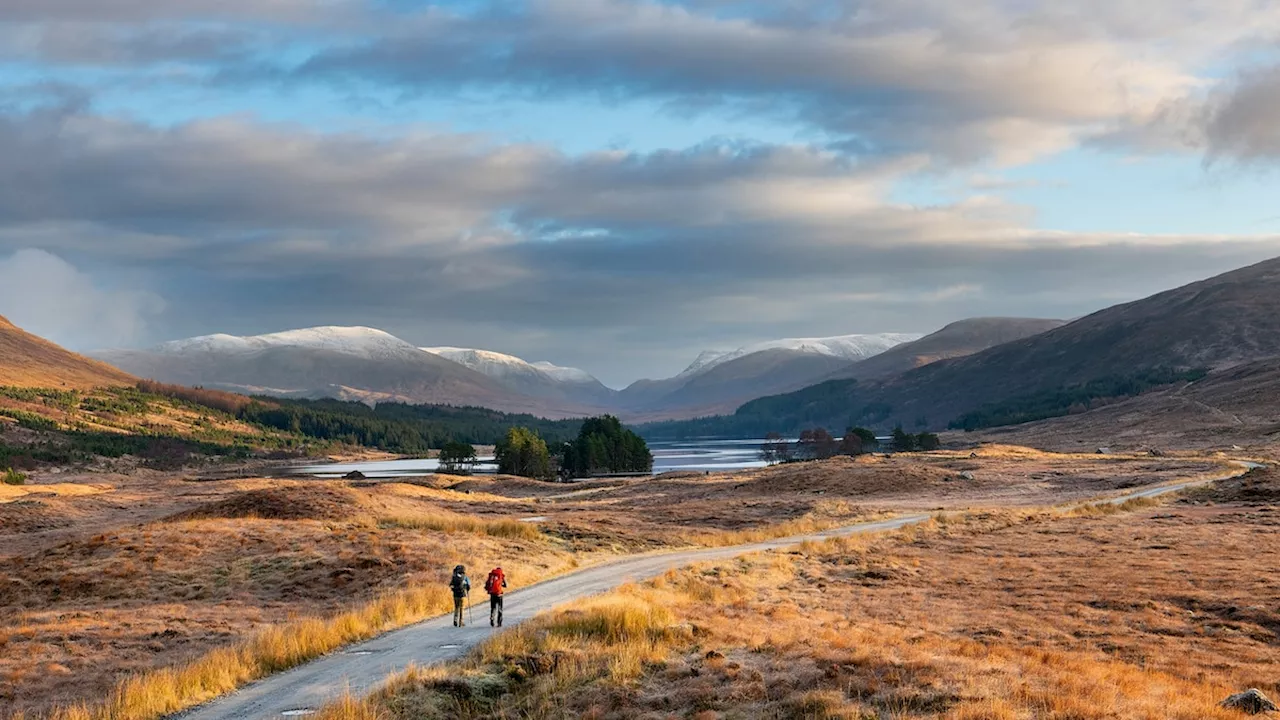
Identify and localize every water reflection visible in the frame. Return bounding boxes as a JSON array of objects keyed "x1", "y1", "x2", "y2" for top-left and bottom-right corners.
[{"x1": 292, "y1": 439, "x2": 780, "y2": 478}]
